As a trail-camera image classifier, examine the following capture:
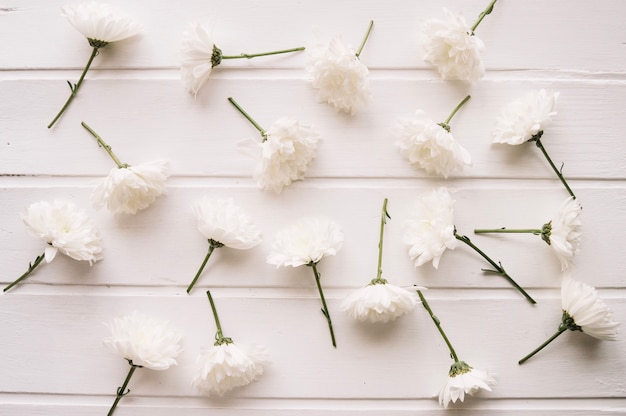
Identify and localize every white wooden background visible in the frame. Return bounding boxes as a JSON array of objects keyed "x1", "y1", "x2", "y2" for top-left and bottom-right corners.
[{"x1": 1, "y1": 0, "x2": 625, "y2": 414}]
